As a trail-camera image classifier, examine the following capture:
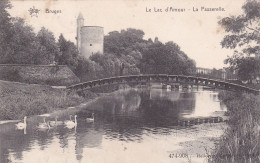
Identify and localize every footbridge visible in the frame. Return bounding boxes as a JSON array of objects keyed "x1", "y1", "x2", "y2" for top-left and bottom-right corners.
[{"x1": 67, "y1": 74, "x2": 260, "y2": 95}]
